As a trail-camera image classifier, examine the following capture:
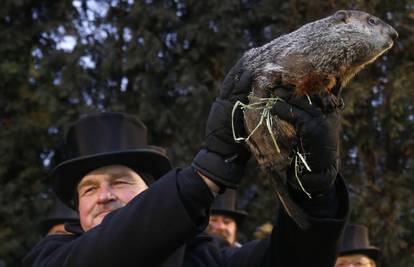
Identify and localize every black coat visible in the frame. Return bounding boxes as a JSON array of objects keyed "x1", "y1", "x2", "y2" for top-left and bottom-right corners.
[{"x1": 24, "y1": 168, "x2": 349, "y2": 267}]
